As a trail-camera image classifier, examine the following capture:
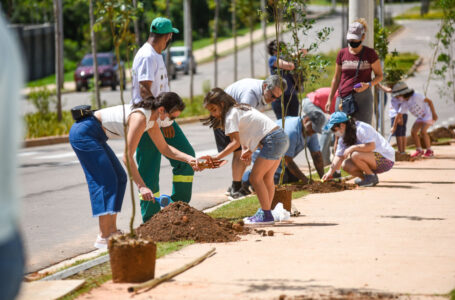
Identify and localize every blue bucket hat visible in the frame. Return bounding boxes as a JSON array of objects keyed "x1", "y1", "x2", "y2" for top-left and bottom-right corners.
[{"x1": 323, "y1": 112, "x2": 349, "y2": 131}]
